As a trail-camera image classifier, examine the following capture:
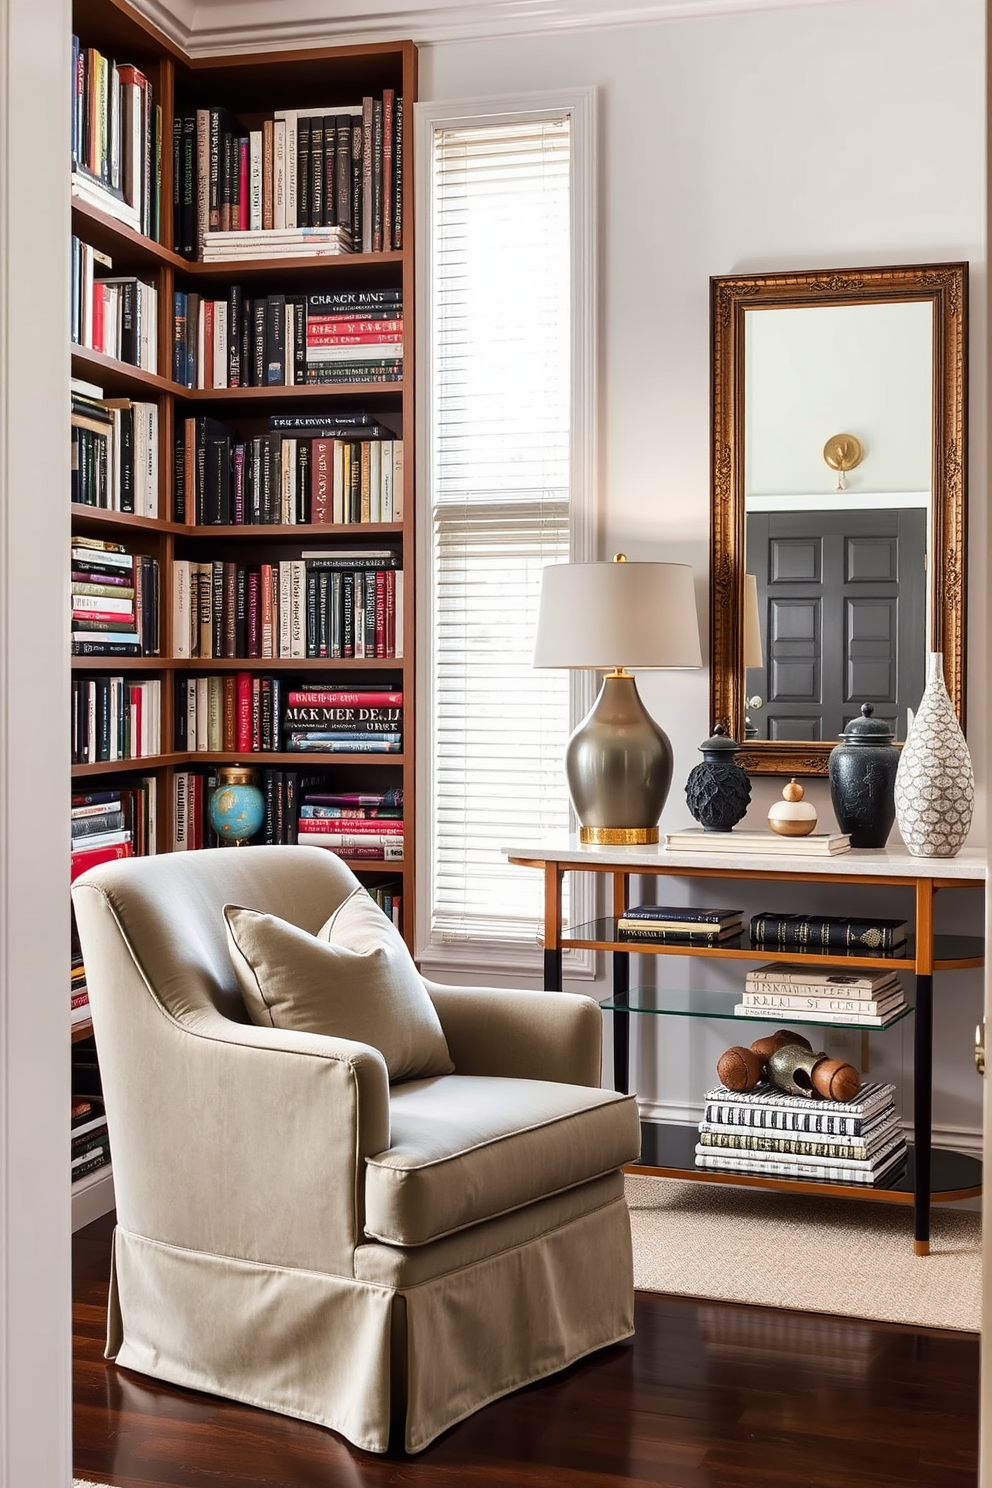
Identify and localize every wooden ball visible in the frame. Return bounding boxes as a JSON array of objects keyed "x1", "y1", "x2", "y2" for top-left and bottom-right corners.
[
  {"x1": 717, "y1": 1045, "x2": 765, "y2": 1091},
  {"x1": 783, "y1": 779, "x2": 805, "y2": 802},
  {"x1": 811, "y1": 1058, "x2": 861, "y2": 1103},
  {"x1": 750, "y1": 1030, "x2": 813, "y2": 1063}
]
